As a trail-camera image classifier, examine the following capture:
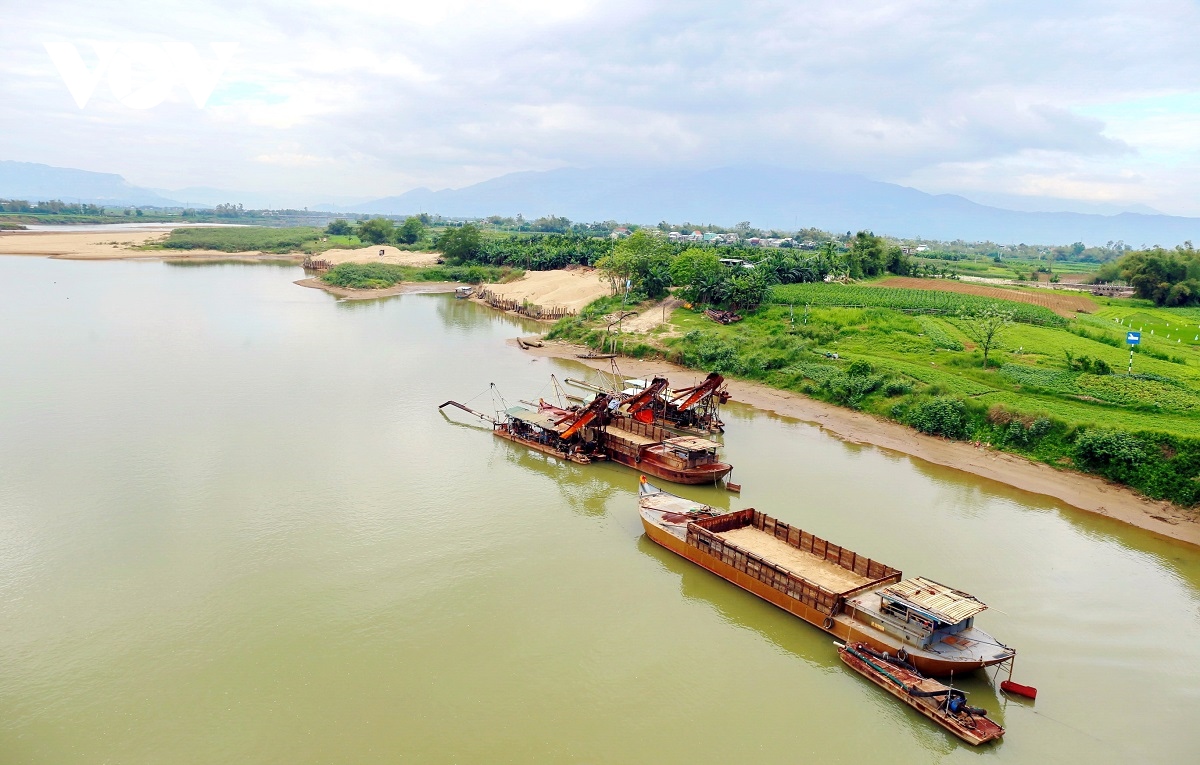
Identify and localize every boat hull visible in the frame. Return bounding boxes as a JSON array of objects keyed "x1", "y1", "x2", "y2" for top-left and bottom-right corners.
[
  {"x1": 610, "y1": 451, "x2": 731, "y2": 485},
  {"x1": 641, "y1": 516, "x2": 1003, "y2": 676},
  {"x1": 492, "y1": 429, "x2": 592, "y2": 464}
]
